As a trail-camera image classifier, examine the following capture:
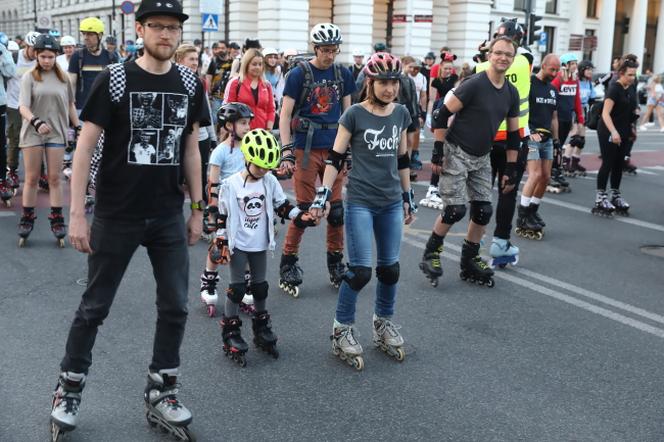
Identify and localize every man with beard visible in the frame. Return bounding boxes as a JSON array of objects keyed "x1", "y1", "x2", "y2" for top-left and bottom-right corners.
[
  {"x1": 206, "y1": 40, "x2": 232, "y2": 116},
  {"x1": 50, "y1": 1, "x2": 207, "y2": 439}
]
